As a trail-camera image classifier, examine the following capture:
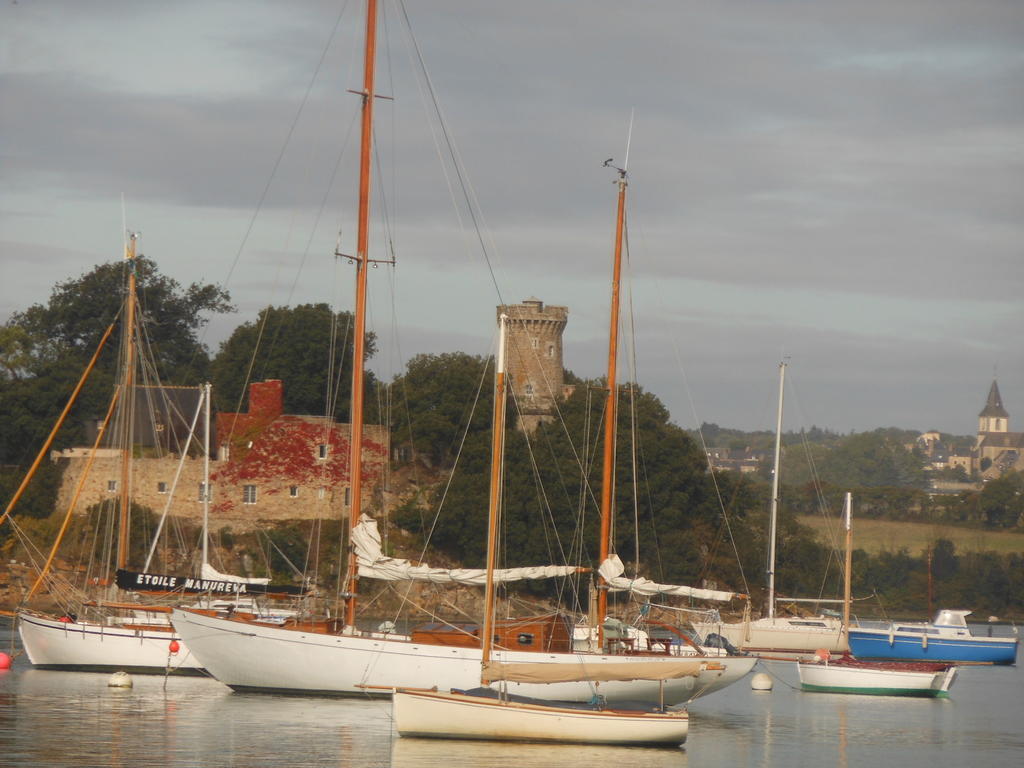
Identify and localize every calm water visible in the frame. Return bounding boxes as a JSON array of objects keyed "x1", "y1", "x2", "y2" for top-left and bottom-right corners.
[{"x1": 1, "y1": 618, "x2": 1021, "y2": 767}]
